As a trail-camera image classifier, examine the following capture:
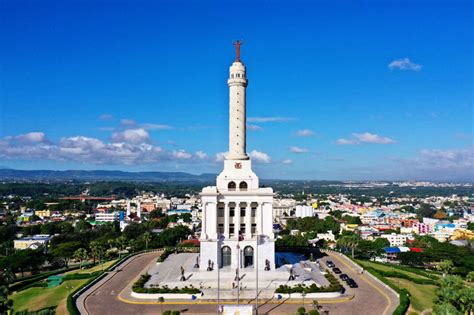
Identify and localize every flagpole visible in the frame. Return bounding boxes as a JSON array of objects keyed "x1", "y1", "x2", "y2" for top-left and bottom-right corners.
[{"x1": 255, "y1": 234, "x2": 259, "y2": 315}]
